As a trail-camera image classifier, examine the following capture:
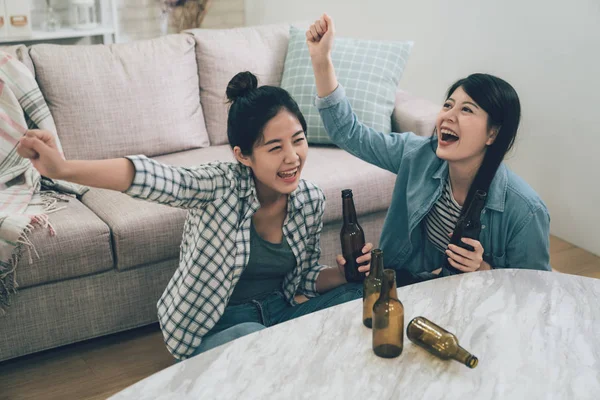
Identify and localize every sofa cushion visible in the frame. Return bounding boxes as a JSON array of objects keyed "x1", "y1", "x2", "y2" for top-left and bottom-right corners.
[
  {"x1": 0, "y1": 45, "x2": 35, "y2": 76},
  {"x1": 16, "y1": 198, "x2": 113, "y2": 289},
  {"x1": 81, "y1": 146, "x2": 236, "y2": 271},
  {"x1": 281, "y1": 26, "x2": 413, "y2": 145},
  {"x1": 392, "y1": 89, "x2": 439, "y2": 136},
  {"x1": 29, "y1": 34, "x2": 209, "y2": 160},
  {"x1": 303, "y1": 147, "x2": 396, "y2": 224},
  {"x1": 81, "y1": 145, "x2": 394, "y2": 270},
  {"x1": 186, "y1": 24, "x2": 290, "y2": 145}
]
